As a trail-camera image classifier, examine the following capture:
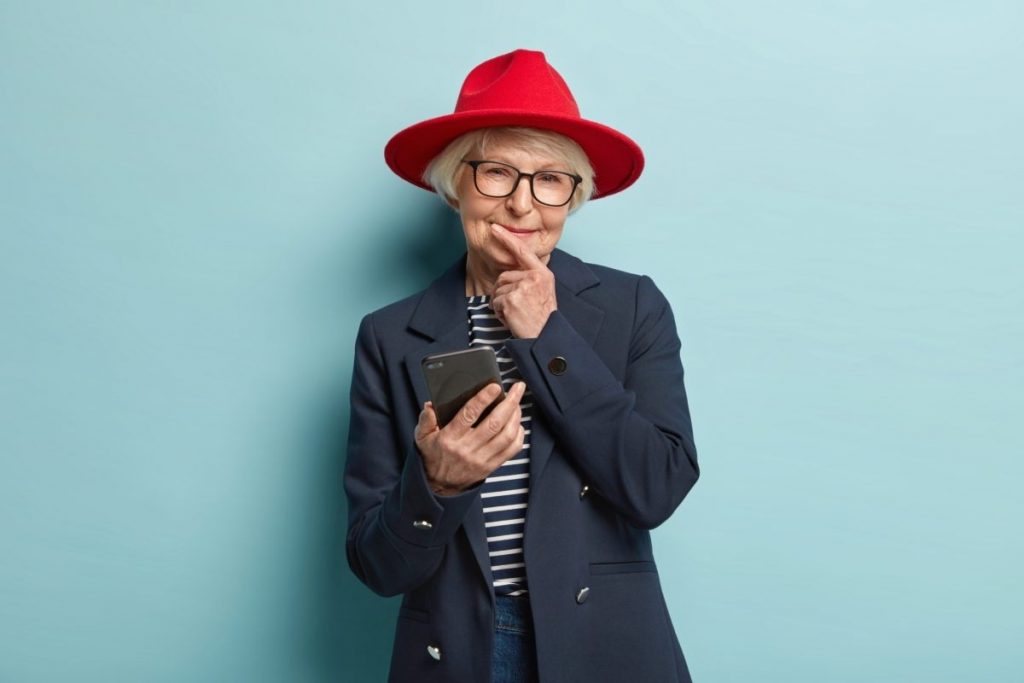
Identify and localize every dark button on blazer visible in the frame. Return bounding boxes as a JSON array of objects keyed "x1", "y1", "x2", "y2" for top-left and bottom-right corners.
[{"x1": 344, "y1": 248, "x2": 700, "y2": 682}]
